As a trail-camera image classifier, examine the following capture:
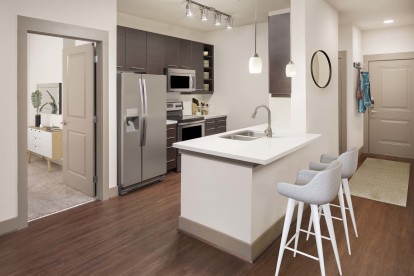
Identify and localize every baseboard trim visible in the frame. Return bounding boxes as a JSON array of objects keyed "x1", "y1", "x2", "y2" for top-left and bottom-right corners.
[
  {"x1": 108, "y1": 186, "x2": 118, "y2": 199},
  {"x1": 0, "y1": 217, "x2": 19, "y2": 237},
  {"x1": 178, "y1": 212, "x2": 293, "y2": 263}
]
